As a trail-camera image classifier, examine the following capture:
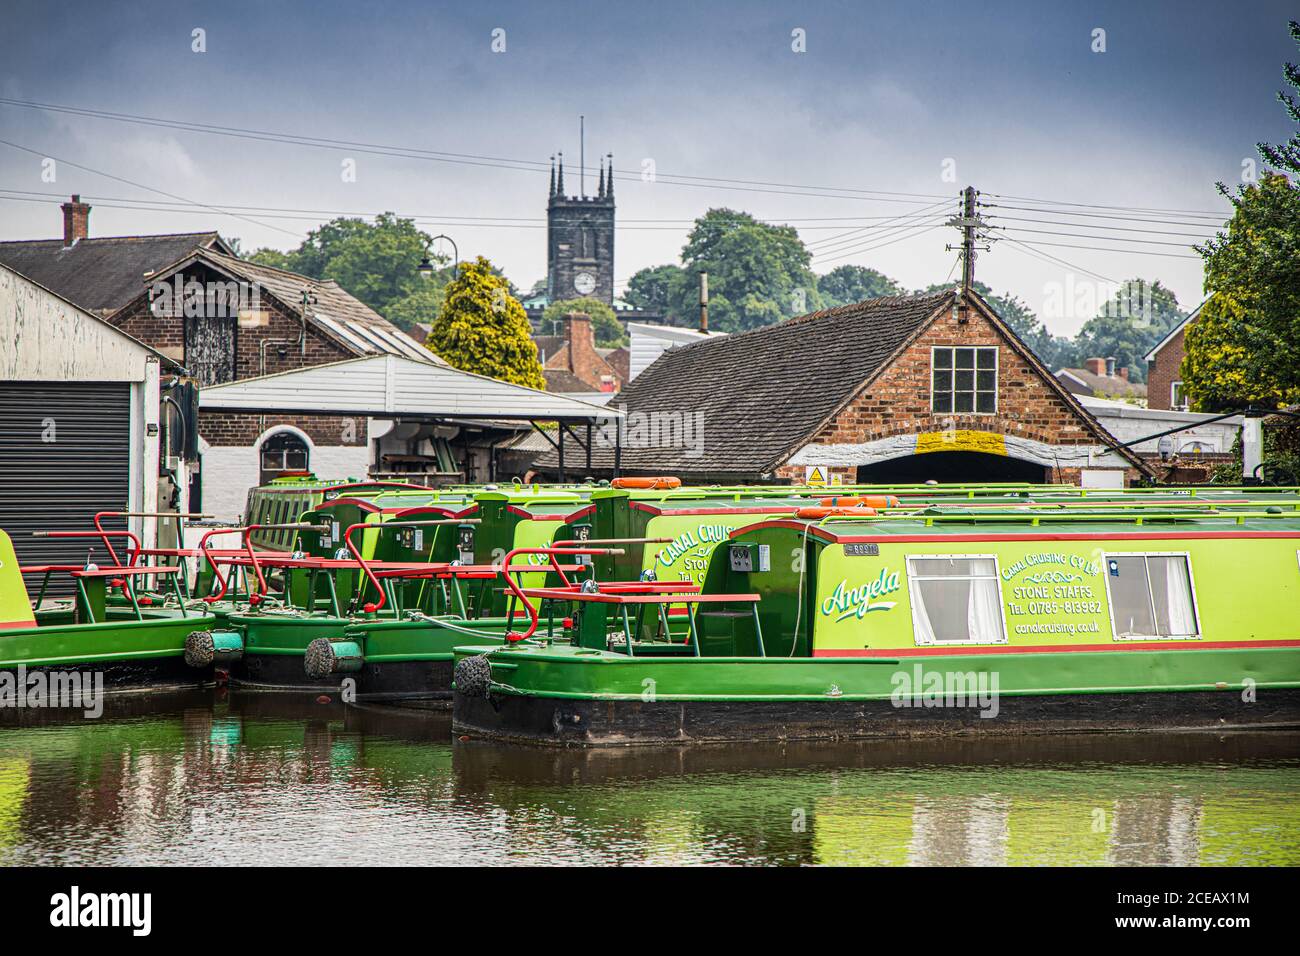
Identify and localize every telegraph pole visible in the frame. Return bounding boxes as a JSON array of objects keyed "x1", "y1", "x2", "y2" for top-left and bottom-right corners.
[{"x1": 946, "y1": 186, "x2": 989, "y2": 292}]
